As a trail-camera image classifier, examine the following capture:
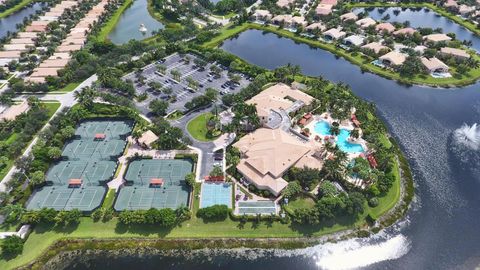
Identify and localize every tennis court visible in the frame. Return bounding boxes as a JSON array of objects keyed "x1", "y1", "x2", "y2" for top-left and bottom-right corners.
[
  {"x1": 62, "y1": 139, "x2": 126, "y2": 159},
  {"x1": 200, "y1": 183, "x2": 232, "y2": 208},
  {"x1": 45, "y1": 160, "x2": 117, "y2": 184},
  {"x1": 114, "y1": 159, "x2": 193, "y2": 210},
  {"x1": 27, "y1": 119, "x2": 133, "y2": 211},
  {"x1": 75, "y1": 120, "x2": 133, "y2": 139},
  {"x1": 26, "y1": 186, "x2": 106, "y2": 211},
  {"x1": 237, "y1": 201, "x2": 277, "y2": 215}
]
